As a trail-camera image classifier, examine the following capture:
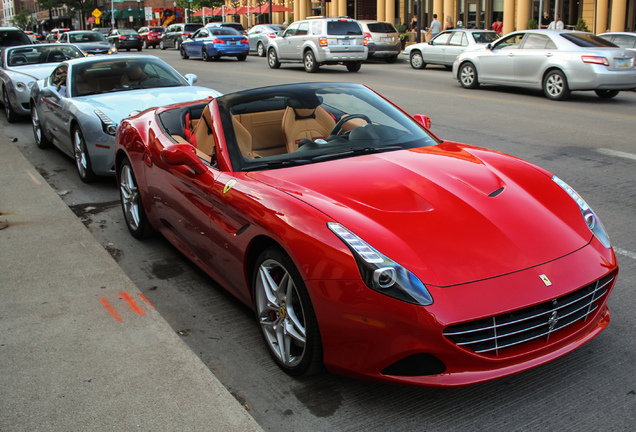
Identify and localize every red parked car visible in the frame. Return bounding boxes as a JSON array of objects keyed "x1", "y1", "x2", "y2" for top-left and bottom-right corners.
[
  {"x1": 115, "y1": 82, "x2": 618, "y2": 387},
  {"x1": 137, "y1": 26, "x2": 164, "y2": 49}
]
